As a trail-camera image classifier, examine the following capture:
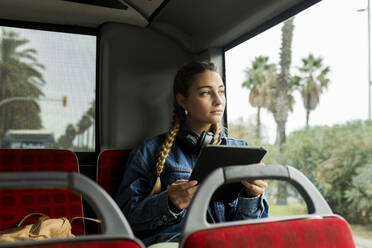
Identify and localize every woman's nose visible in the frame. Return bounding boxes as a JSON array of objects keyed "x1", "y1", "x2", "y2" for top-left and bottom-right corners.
[{"x1": 213, "y1": 92, "x2": 224, "y2": 105}]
